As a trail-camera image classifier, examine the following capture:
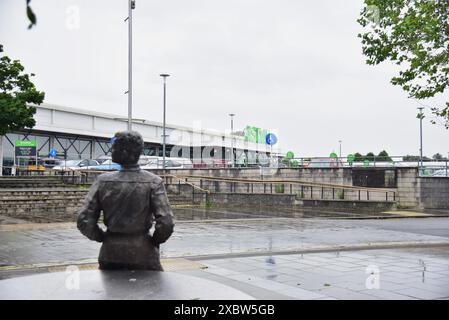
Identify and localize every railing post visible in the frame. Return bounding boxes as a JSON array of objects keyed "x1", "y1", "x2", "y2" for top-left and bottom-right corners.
[
  {"x1": 342, "y1": 189, "x2": 344, "y2": 199},
  {"x1": 332, "y1": 188, "x2": 335, "y2": 199},
  {"x1": 290, "y1": 184, "x2": 292, "y2": 194},
  {"x1": 270, "y1": 183, "x2": 273, "y2": 193},
  {"x1": 321, "y1": 187, "x2": 324, "y2": 199},
  {"x1": 386, "y1": 192, "x2": 388, "y2": 202},
  {"x1": 310, "y1": 186, "x2": 313, "y2": 199},
  {"x1": 358, "y1": 190, "x2": 361, "y2": 201},
  {"x1": 367, "y1": 190, "x2": 369, "y2": 201},
  {"x1": 446, "y1": 159, "x2": 449, "y2": 177}
]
